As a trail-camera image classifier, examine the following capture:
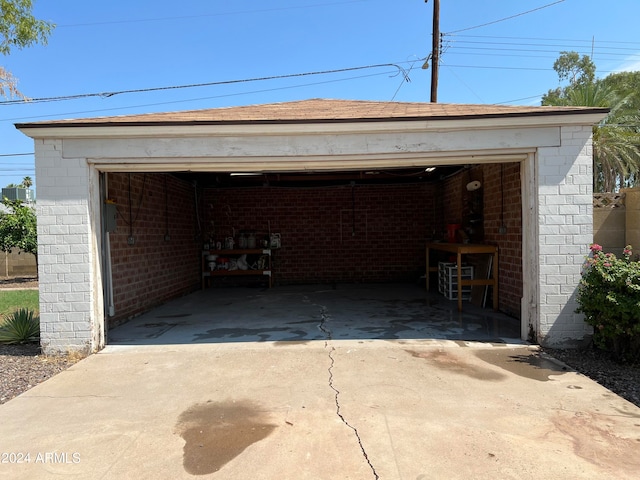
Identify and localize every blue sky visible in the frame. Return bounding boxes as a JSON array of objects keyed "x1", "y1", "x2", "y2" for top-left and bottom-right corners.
[{"x1": 2, "y1": 0, "x2": 639, "y2": 190}]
